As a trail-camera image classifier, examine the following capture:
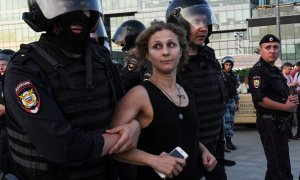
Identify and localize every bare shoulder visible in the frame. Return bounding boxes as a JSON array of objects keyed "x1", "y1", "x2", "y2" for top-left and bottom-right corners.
[
  {"x1": 111, "y1": 85, "x2": 152, "y2": 127},
  {"x1": 124, "y1": 85, "x2": 148, "y2": 99},
  {"x1": 118, "y1": 85, "x2": 150, "y2": 107}
]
